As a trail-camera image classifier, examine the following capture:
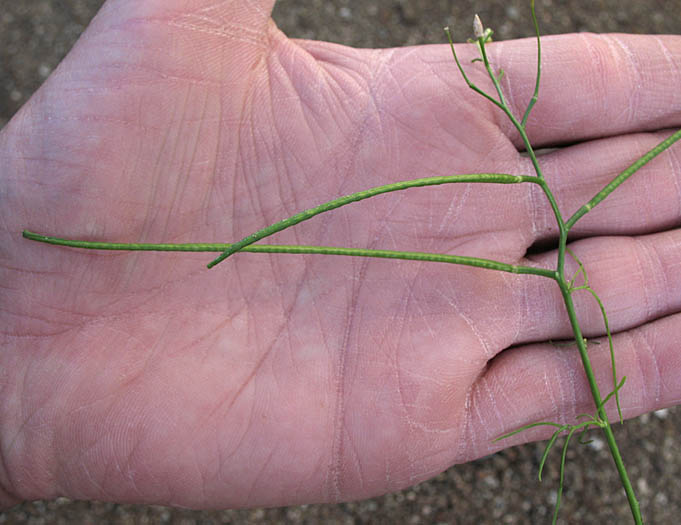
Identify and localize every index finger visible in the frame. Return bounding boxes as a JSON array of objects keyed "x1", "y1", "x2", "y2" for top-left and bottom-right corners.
[{"x1": 488, "y1": 33, "x2": 681, "y2": 147}]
